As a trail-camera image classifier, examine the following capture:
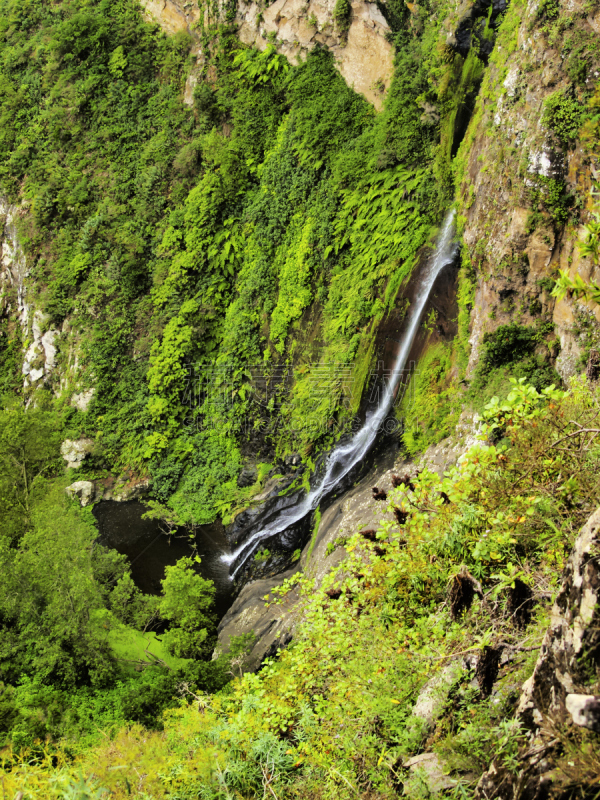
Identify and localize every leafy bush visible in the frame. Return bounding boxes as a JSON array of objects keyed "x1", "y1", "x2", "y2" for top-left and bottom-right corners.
[
  {"x1": 333, "y1": 0, "x2": 352, "y2": 35},
  {"x1": 543, "y1": 90, "x2": 584, "y2": 146}
]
